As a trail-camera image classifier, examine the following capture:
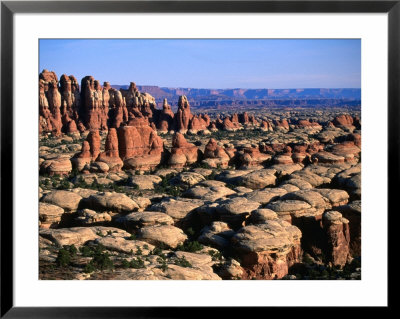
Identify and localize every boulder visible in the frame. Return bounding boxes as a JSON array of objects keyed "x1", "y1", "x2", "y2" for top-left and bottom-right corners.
[
  {"x1": 39, "y1": 202, "x2": 65, "y2": 228},
  {"x1": 116, "y1": 211, "x2": 174, "y2": 231},
  {"x1": 197, "y1": 221, "x2": 235, "y2": 249},
  {"x1": 137, "y1": 225, "x2": 187, "y2": 248},
  {"x1": 236, "y1": 169, "x2": 276, "y2": 189},
  {"x1": 150, "y1": 197, "x2": 204, "y2": 222},
  {"x1": 129, "y1": 175, "x2": 162, "y2": 190},
  {"x1": 74, "y1": 209, "x2": 112, "y2": 226},
  {"x1": 41, "y1": 190, "x2": 82, "y2": 212},
  {"x1": 40, "y1": 156, "x2": 72, "y2": 176},
  {"x1": 216, "y1": 197, "x2": 260, "y2": 228},
  {"x1": 87, "y1": 192, "x2": 139, "y2": 213},
  {"x1": 231, "y1": 220, "x2": 302, "y2": 279}
]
